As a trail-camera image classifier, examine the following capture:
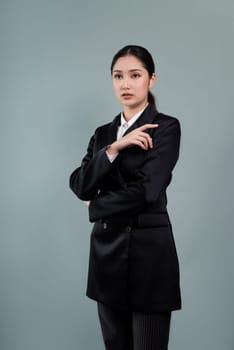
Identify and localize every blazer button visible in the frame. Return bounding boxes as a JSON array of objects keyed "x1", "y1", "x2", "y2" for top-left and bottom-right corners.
[{"x1": 125, "y1": 225, "x2": 132, "y2": 233}]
